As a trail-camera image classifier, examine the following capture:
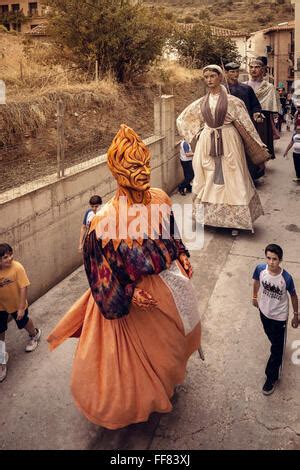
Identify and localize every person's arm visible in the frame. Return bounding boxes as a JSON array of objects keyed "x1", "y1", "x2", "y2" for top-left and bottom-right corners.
[
  {"x1": 171, "y1": 211, "x2": 193, "y2": 278},
  {"x1": 252, "y1": 280, "x2": 260, "y2": 308},
  {"x1": 231, "y1": 97, "x2": 266, "y2": 148},
  {"x1": 17, "y1": 286, "x2": 28, "y2": 320},
  {"x1": 291, "y1": 293, "x2": 299, "y2": 329},
  {"x1": 253, "y1": 112, "x2": 265, "y2": 122},
  {"x1": 132, "y1": 288, "x2": 157, "y2": 308},
  {"x1": 78, "y1": 224, "x2": 87, "y2": 252},
  {"x1": 15, "y1": 263, "x2": 30, "y2": 320},
  {"x1": 183, "y1": 141, "x2": 194, "y2": 158},
  {"x1": 283, "y1": 139, "x2": 294, "y2": 158},
  {"x1": 177, "y1": 98, "x2": 203, "y2": 143},
  {"x1": 248, "y1": 86, "x2": 262, "y2": 117},
  {"x1": 178, "y1": 253, "x2": 193, "y2": 279}
]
